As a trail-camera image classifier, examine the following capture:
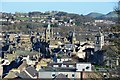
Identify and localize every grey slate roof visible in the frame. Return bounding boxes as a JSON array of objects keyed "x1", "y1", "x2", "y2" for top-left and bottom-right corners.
[
  {"x1": 54, "y1": 73, "x2": 70, "y2": 80},
  {"x1": 41, "y1": 66, "x2": 76, "y2": 72},
  {"x1": 18, "y1": 71, "x2": 31, "y2": 78},
  {"x1": 25, "y1": 66, "x2": 38, "y2": 77},
  {"x1": 18, "y1": 66, "x2": 38, "y2": 78}
]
